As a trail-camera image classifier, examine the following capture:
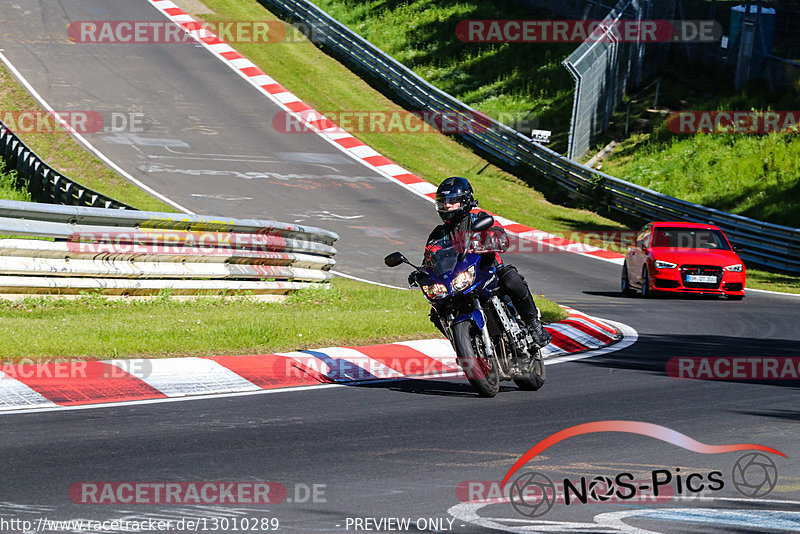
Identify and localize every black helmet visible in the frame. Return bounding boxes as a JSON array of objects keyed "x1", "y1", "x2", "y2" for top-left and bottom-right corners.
[{"x1": 435, "y1": 176, "x2": 476, "y2": 225}]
